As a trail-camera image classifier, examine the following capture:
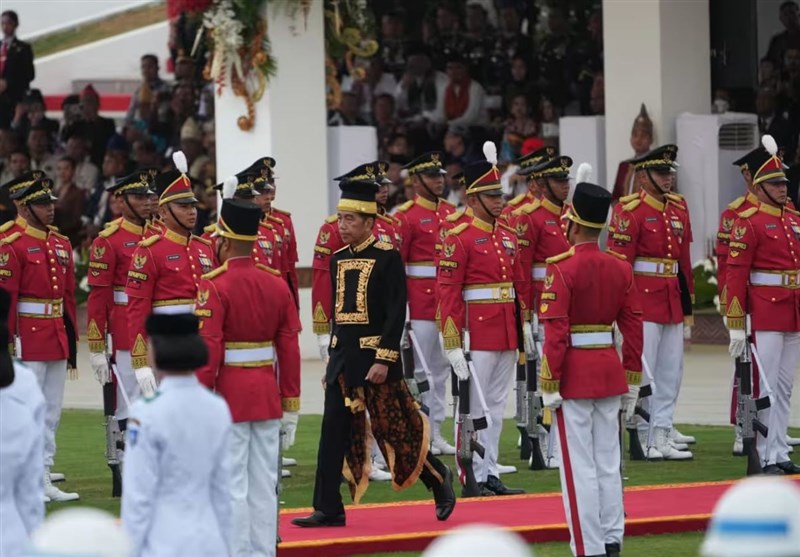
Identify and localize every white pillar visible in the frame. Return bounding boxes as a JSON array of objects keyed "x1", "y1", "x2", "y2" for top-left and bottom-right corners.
[
  {"x1": 603, "y1": 0, "x2": 711, "y2": 187},
  {"x1": 214, "y1": 3, "x2": 327, "y2": 357}
]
